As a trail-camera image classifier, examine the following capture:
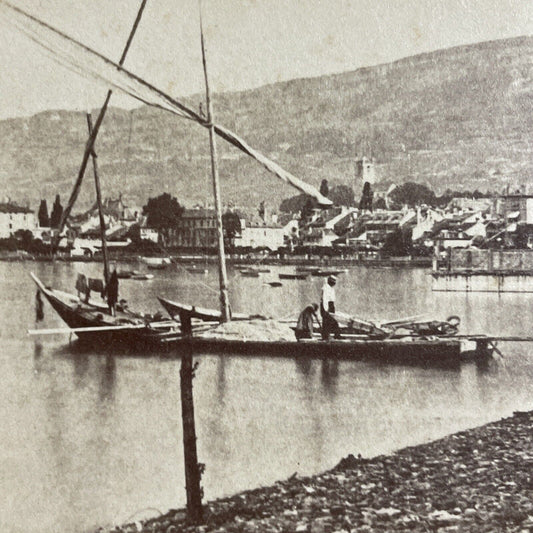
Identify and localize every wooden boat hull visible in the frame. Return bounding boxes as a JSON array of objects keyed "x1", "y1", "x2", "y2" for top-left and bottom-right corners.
[
  {"x1": 32, "y1": 275, "x2": 474, "y2": 367},
  {"x1": 240, "y1": 270, "x2": 260, "y2": 277},
  {"x1": 158, "y1": 296, "x2": 254, "y2": 322},
  {"x1": 279, "y1": 273, "x2": 307, "y2": 280},
  {"x1": 311, "y1": 269, "x2": 346, "y2": 277},
  {"x1": 31, "y1": 274, "x2": 181, "y2": 350},
  {"x1": 169, "y1": 336, "x2": 463, "y2": 368}
]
